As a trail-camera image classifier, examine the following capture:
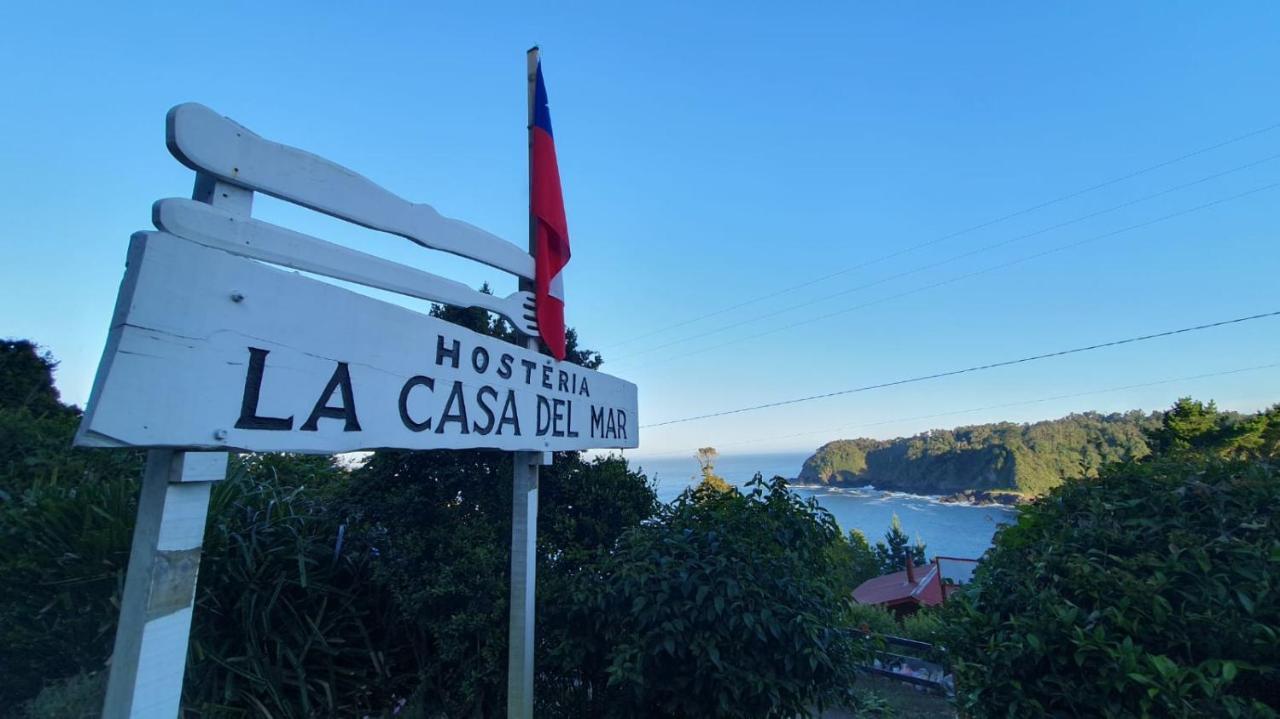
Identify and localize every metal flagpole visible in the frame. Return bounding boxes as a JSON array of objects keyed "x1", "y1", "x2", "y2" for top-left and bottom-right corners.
[{"x1": 507, "y1": 45, "x2": 547, "y2": 719}]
